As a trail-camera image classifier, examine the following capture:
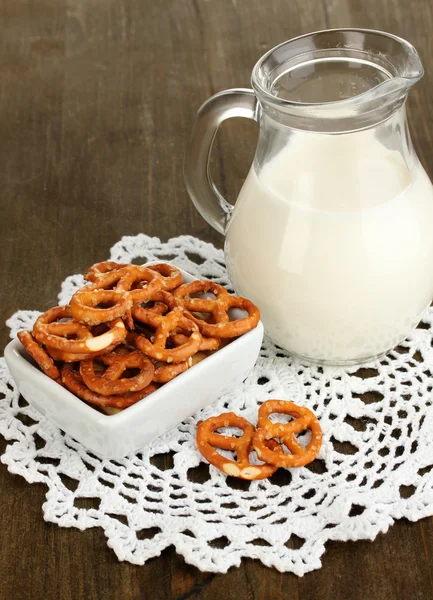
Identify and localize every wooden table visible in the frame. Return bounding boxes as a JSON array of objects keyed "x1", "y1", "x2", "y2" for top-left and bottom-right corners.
[{"x1": 1, "y1": 1, "x2": 433, "y2": 598}]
